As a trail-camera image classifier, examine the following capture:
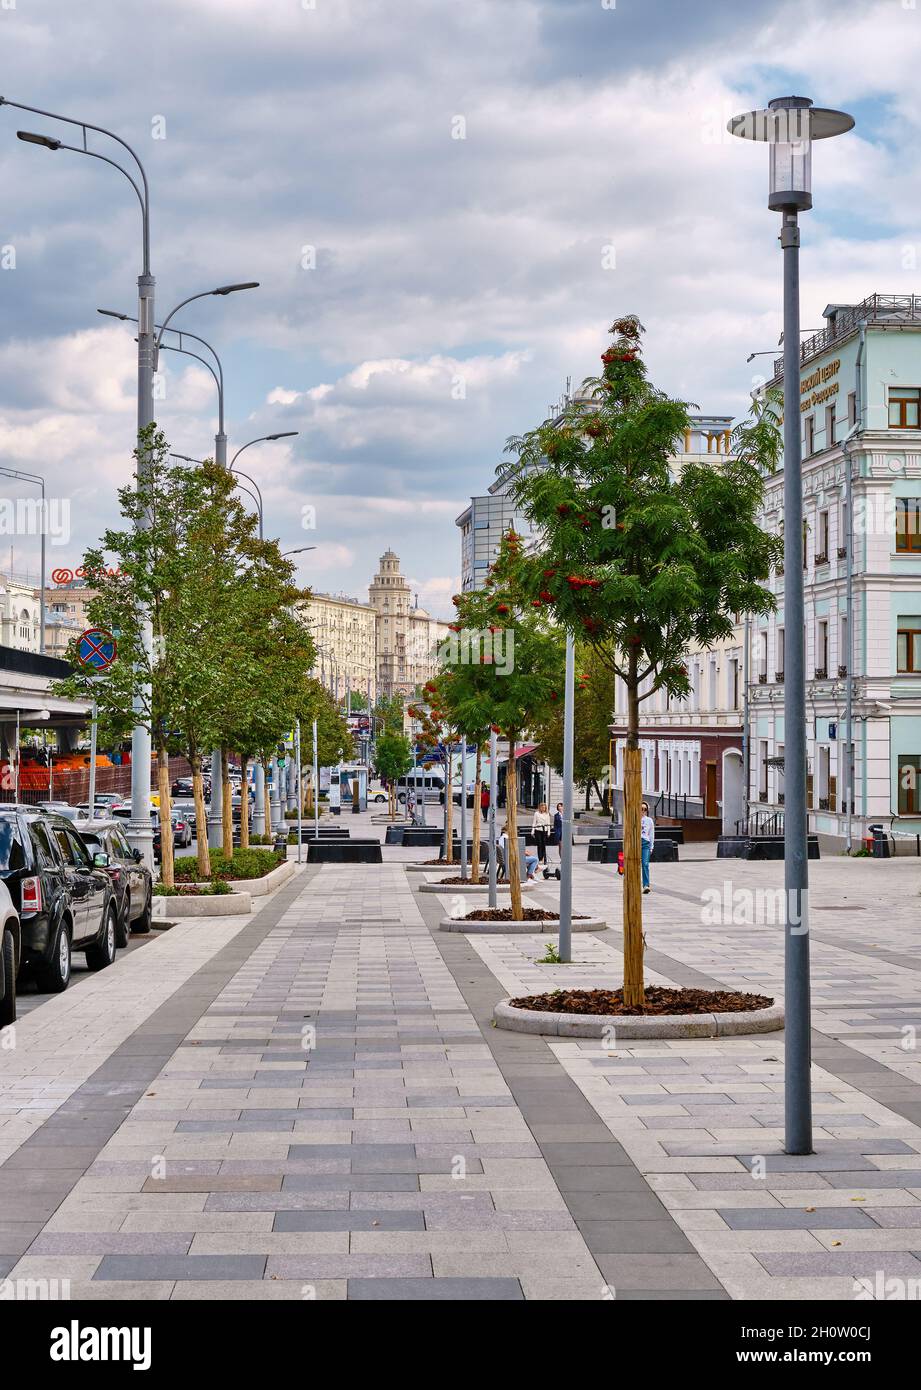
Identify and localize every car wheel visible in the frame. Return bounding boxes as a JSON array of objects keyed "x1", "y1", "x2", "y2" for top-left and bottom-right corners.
[
  {"x1": 132, "y1": 885, "x2": 152, "y2": 935},
  {"x1": 115, "y1": 892, "x2": 130, "y2": 949},
  {"x1": 374, "y1": 794, "x2": 386, "y2": 803},
  {"x1": 86, "y1": 906, "x2": 117, "y2": 972},
  {"x1": 37, "y1": 920, "x2": 72, "y2": 994},
  {"x1": 0, "y1": 929, "x2": 16, "y2": 1027}
]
